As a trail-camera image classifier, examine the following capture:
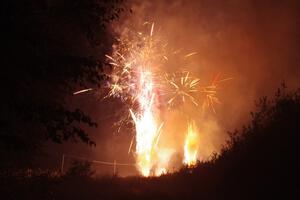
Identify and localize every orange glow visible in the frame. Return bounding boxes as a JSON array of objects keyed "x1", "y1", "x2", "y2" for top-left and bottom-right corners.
[
  {"x1": 105, "y1": 21, "x2": 229, "y2": 176},
  {"x1": 183, "y1": 122, "x2": 199, "y2": 167},
  {"x1": 130, "y1": 69, "x2": 159, "y2": 176}
]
